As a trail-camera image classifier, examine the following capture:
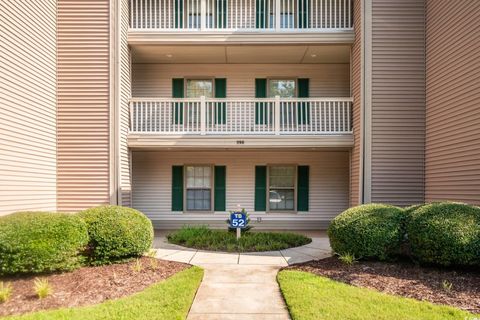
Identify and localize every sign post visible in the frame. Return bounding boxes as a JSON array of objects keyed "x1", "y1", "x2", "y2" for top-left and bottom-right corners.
[{"x1": 230, "y1": 212, "x2": 247, "y2": 240}]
